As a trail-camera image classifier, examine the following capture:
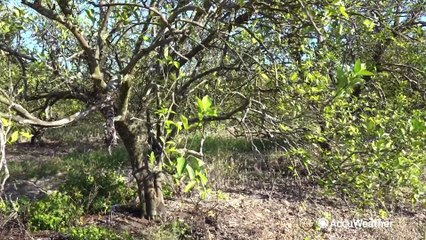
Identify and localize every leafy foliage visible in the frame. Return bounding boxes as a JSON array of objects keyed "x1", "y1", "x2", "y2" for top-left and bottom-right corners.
[
  {"x1": 60, "y1": 149, "x2": 136, "y2": 213},
  {"x1": 0, "y1": 118, "x2": 32, "y2": 144},
  {"x1": 157, "y1": 97, "x2": 211, "y2": 198},
  {"x1": 28, "y1": 192, "x2": 83, "y2": 231},
  {"x1": 65, "y1": 226, "x2": 132, "y2": 240},
  {"x1": 317, "y1": 83, "x2": 426, "y2": 207}
]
